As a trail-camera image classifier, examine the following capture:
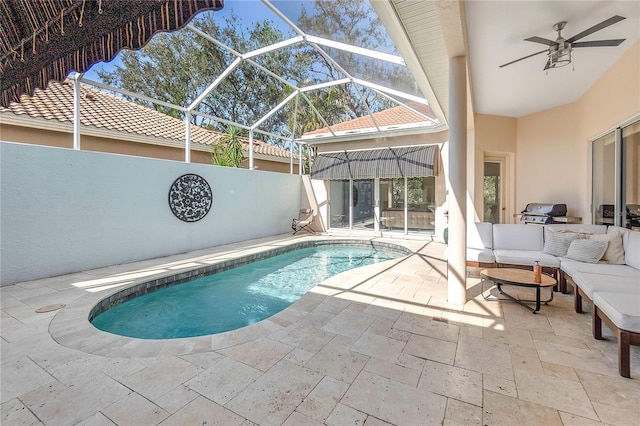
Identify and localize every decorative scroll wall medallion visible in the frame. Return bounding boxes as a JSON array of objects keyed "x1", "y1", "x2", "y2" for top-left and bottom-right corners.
[{"x1": 168, "y1": 174, "x2": 212, "y2": 222}]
